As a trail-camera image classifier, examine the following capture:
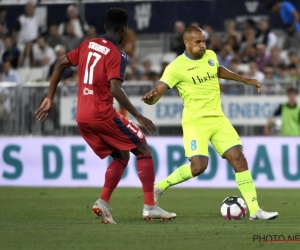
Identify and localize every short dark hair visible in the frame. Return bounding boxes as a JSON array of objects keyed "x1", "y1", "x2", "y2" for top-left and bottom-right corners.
[
  {"x1": 245, "y1": 19, "x2": 256, "y2": 28},
  {"x1": 267, "y1": 0, "x2": 280, "y2": 10},
  {"x1": 4, "y1": 35, "x2": 12, "y2": 41},
  {"x1": 105, "y1": 8, "x2": 129, "y2": 32},
  {"x1": 287, "y1": 87, "x2": 298, "y2": 94},
  {"x1": 287, "y1": 63, "x2": 297, "y2": 70},
  {"x1": 38, "y1": 34, "x2": 47, "y2": 41},
  {"x1": 277, "y1": 63, "x2": 286, "y2": 70}
]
